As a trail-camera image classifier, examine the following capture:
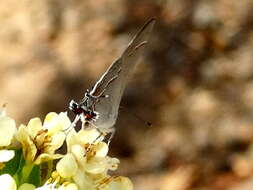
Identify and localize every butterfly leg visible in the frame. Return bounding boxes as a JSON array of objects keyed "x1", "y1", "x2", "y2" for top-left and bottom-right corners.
[
  {"x1": 64, "y1": 114, "x2": 81, "y2": 133},
  {"x1": 93, "y1": 130, "x2": 107, "y2": 143},
  {"x1": 85, "y1": 121, "x2": 115, "y2": 145},
  {"x1": 82, "y1": 121, "x2": 107, "y2": 143},
  {"x1": 94, "y1": 128, "x2": 115, "y2": 145},
  {"x1": 106, "y1": 128, "x2": 116, "y2": 146}
]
